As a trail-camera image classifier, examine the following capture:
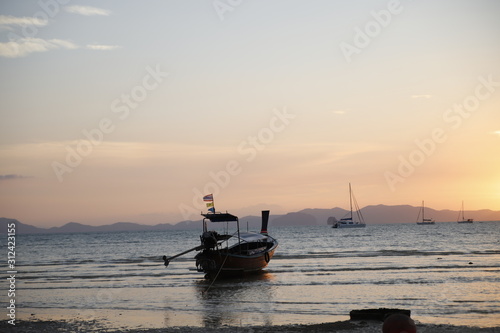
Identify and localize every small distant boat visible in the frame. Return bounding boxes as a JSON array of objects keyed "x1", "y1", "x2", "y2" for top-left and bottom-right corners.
[
  {"x1": 163, "y1": 205, "x2": 278, "y2": 279},
  {"x1": 330, "y1": 183, "x2": 366, "y2": 228},
  {"x1": 416, "y1": 201, "x2": 435, "y2": 225},
  {"x1": 457, "y1": 201, "x2": 473, "y2": 223}
]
